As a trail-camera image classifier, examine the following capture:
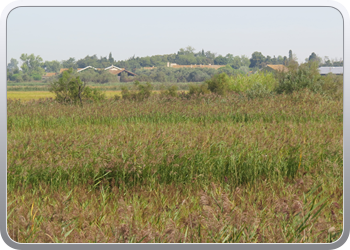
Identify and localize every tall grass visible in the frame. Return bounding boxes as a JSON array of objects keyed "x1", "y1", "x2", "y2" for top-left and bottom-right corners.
[
  {"x1": 7, "y1": 88, "x2": 343, "y2": 243},
  {"x1": 7, "y1": 64, "x2": 343, "y2": 243}
]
